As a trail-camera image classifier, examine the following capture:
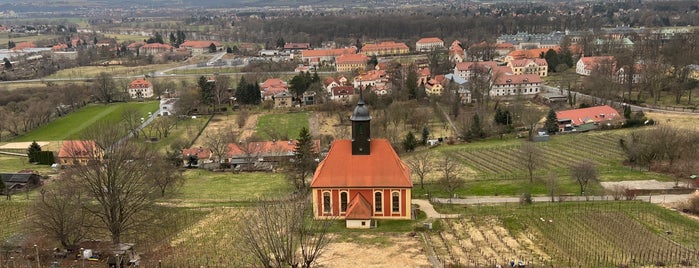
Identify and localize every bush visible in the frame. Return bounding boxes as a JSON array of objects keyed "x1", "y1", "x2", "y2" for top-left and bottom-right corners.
[
  {"x1": 519, "y1": 192, "x2": 533, "y2": 205},
  {"x1": 681, "y1": 195, "x2": 699, "y2": 215}
]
